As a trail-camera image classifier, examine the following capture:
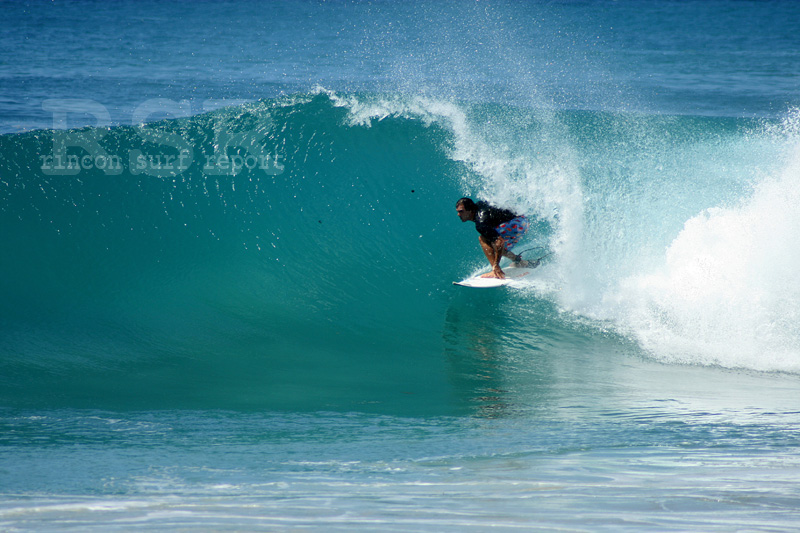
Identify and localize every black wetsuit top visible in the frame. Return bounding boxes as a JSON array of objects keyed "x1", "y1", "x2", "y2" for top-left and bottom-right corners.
[{"x1": 473, "y1": 201, "x2": 517, "y2": 241}]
